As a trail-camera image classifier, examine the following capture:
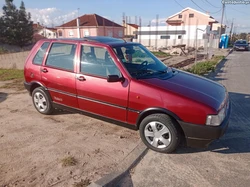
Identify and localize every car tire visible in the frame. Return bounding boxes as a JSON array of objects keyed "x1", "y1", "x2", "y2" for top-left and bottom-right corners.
[
  {"x1": 32, "y1": 87, "x2": 54, "y2": 115},
  {"x1": 139, "y1": 114, "x2": 181, "y2": 153}
]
